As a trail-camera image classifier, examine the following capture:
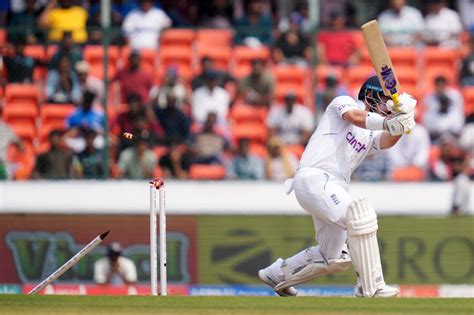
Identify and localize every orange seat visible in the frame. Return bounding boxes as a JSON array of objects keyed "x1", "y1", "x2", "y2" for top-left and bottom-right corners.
[
  {"x1": 3, "y1": 106, "x2": 38, "y2": 126},
  {"x1": 83, "y1": 45, "x2": 120, "y2": 79},
  {"x1": 248, "y1": 142, "x2": 267, "y2": 159},
  {"x1": 196, "y1": 29, "x2": 233, "y2": 47},
  {"x1": 41, "y1": 103, "x2": 75, "y2": 125},
  {"x1": 391, "y1": 166, "x2": 426, "y2": 182},
  {"x1": 24, "y1": 45, "x2": 46, "y2": 60},
  {"x1": 196, "y1": 47, "x2": 231, "y2": 72},
  {"x1": 6, "y1": 142, "x2": 35, "y2": 180},
  {"x1": 232, "y1": 122, "x2": 268, "y2": 143},
  {"x1": 0, "y1": 29, "x2": 5, "y2": 45},
  {"x1": 273, "y1": 65, "x2": 308, "y2": 86},
  {"x1": 189, "y1": 164, "x2": 226, "y2": 180},
  {"x1": 160, "y1": 29, "x2": 195, "y2": 48},
  {"x1": 286, "y1": 144, "x2": 305, "y2": 159},
  {"x1": 229, "y1": 103, "x2": 266, "y2": 124},
  {"x1": 463, "y1": 87, "x2": 474, "y2": 116},
  {"x1": 424, "y1": 66, "x2": 457, "y2": 90},
  {"x1": 388, "y1": 47, "x2": 418, "y2": 68},
  {"x1": 396, "y1": 66, "x2": 419, "y2": 90},
  {"x1": 315, "y1": 64, "x2": 345, "y2": 86},
  {"x1": 233, "y1": 46, "x2": 271, "y2": 69},
  {"x1": 275, "y1": 84, "x2": 306, "y2": 104},
  {"x1": 232, "y1": 65, "x2": 252, "y2": 79},
  {"x1": 5, "y1": 84, "x2": 40, "y2": 106},
  {"x1": 121, "y1": 47, "x2": 157, "y2": 73},
  {"x1": 10, "y1": 122, "x2": 36, "y2": 145},
  {"x1": 159, "y1": 47, "x2": 193, "y2": 76},
  {"x1": 424, "y1": 47, "x2": 459, "y2": 71},
  {"x1": 347, "y1": 66, "x2": 375, "y2": 93}
]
